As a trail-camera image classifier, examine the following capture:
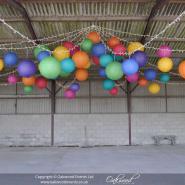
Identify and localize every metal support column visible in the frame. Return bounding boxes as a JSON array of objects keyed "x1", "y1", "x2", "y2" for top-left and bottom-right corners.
[
  {"x1": 51, "y1": 80, "x2": 56, "y2": 146},
  {"x1": 126, "y1": 82, "x2": 132, "y2": 146}
]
